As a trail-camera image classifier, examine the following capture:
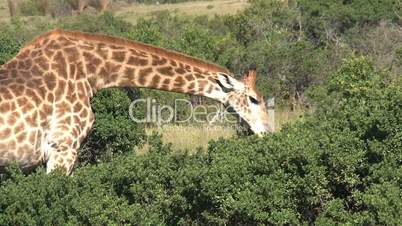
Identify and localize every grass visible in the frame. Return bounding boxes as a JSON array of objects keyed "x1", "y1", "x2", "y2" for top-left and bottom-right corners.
[
  {"x1": 0, "y1": 0, "x2": 9, "y2": 22},
  {"x1": 0, "y1": 0, "x2": 300, "y2": 152},
  {"x1": 274, "y1": 107, "x2": 306, "y2": 130},
  {"x1": 115, "y1": 0, "x2": 249, "y2": 23},
  {"x1": 0, "y1": 0, "x2": 248, "y2": 23},
  {"x1": 136, "y1": 107, "x2": 307, "y2": 154},
  {"x1": 136, "y1": 124, "x2": 236, "y2": 155}
]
